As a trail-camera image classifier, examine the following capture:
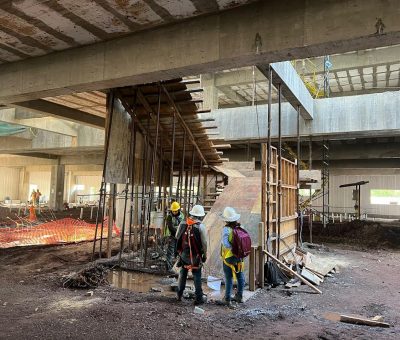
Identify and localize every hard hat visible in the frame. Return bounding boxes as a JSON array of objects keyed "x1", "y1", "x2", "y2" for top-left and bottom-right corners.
[
  {"x1": 189, "y1": 204, "x2": 205, "y2": 217},
  {"x1": 220, "y1": 207, "x2": 240, "y2": 222},
  {"x1": 170, "y1": 201, "x2": 180, "y2": 211}
]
